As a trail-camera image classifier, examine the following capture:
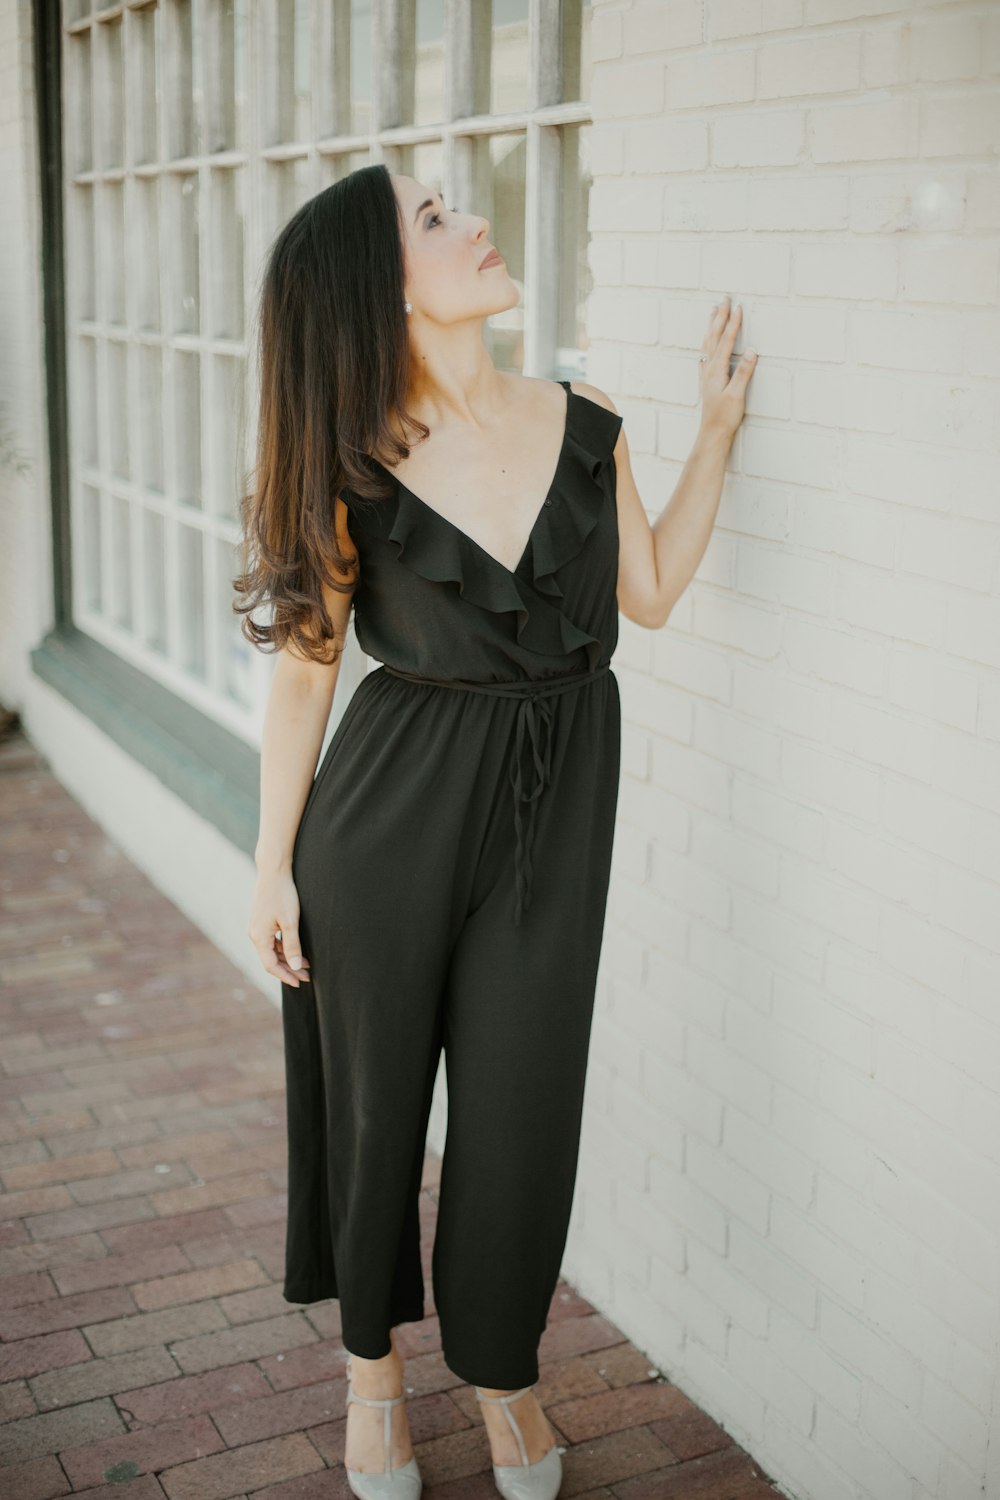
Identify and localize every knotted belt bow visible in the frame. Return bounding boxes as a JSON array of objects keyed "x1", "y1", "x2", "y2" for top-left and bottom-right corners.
[{"x1": 383, "y1": 660, "x2": 611, "y2": 925}]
